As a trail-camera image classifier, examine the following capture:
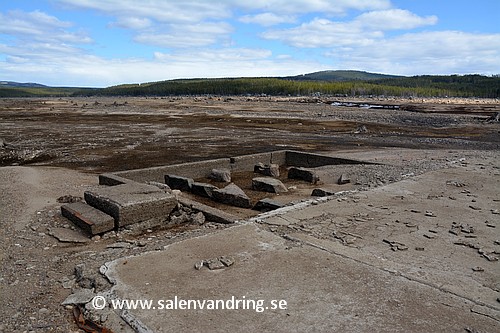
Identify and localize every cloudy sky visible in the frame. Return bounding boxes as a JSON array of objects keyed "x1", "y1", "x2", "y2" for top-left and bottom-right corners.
[{"x1": 1, "y1": 0, "x2": 499, "y2": 87}]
